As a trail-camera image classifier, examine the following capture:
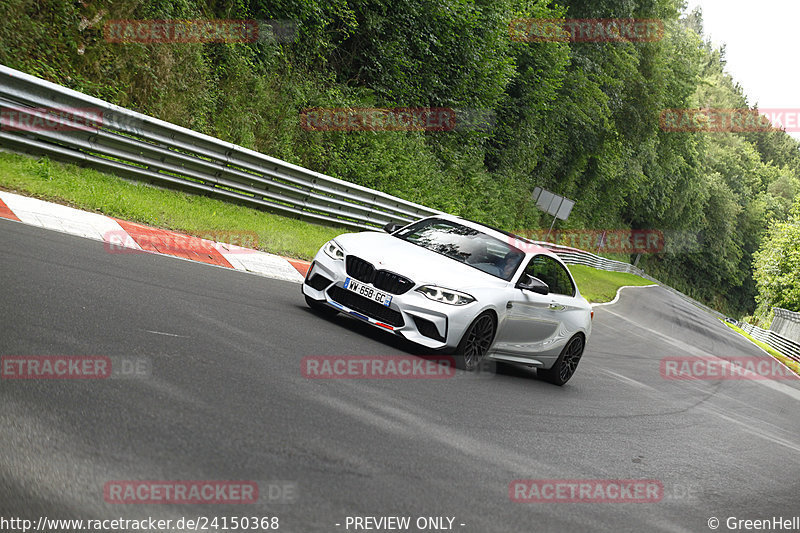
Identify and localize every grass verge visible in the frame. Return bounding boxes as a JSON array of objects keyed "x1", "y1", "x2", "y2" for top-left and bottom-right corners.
[
  {"x1": 0, "y1": 152, "x2": 345, "y2": 260},
  {"x1": 721, "y1": 321, "x2": 800, "y2": 376},
  {"x1": 568, "y1": 264, "x2": 655, "y2": 303}
]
